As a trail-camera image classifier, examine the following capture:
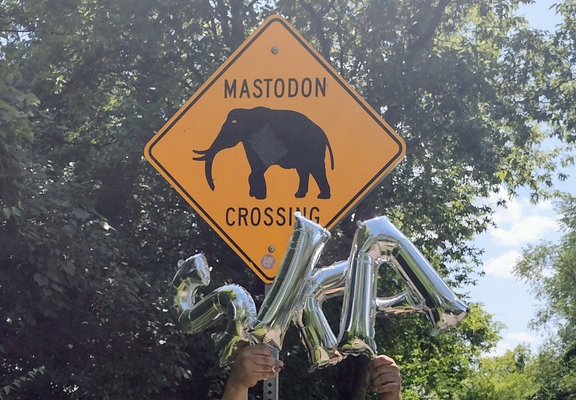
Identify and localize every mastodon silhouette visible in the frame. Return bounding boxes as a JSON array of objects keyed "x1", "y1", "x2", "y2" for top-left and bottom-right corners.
[{"x1": 193, "y1": 107, "x2": 334, "y2": 200}]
